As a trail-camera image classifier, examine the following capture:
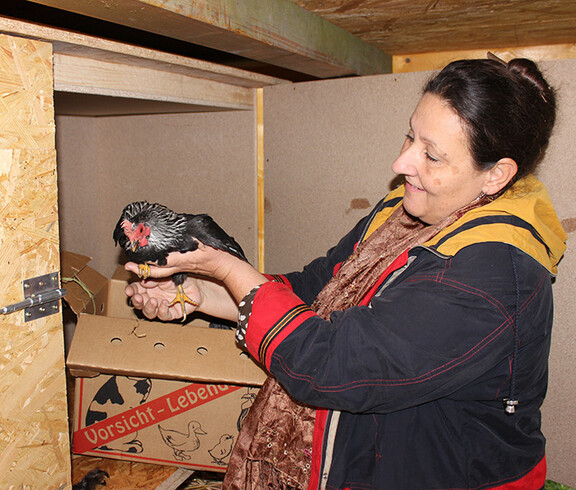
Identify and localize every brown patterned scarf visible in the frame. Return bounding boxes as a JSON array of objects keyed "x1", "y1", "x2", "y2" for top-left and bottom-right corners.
[{"x1": 223, "y1": 195, "x2": 489, "y2": 489}]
